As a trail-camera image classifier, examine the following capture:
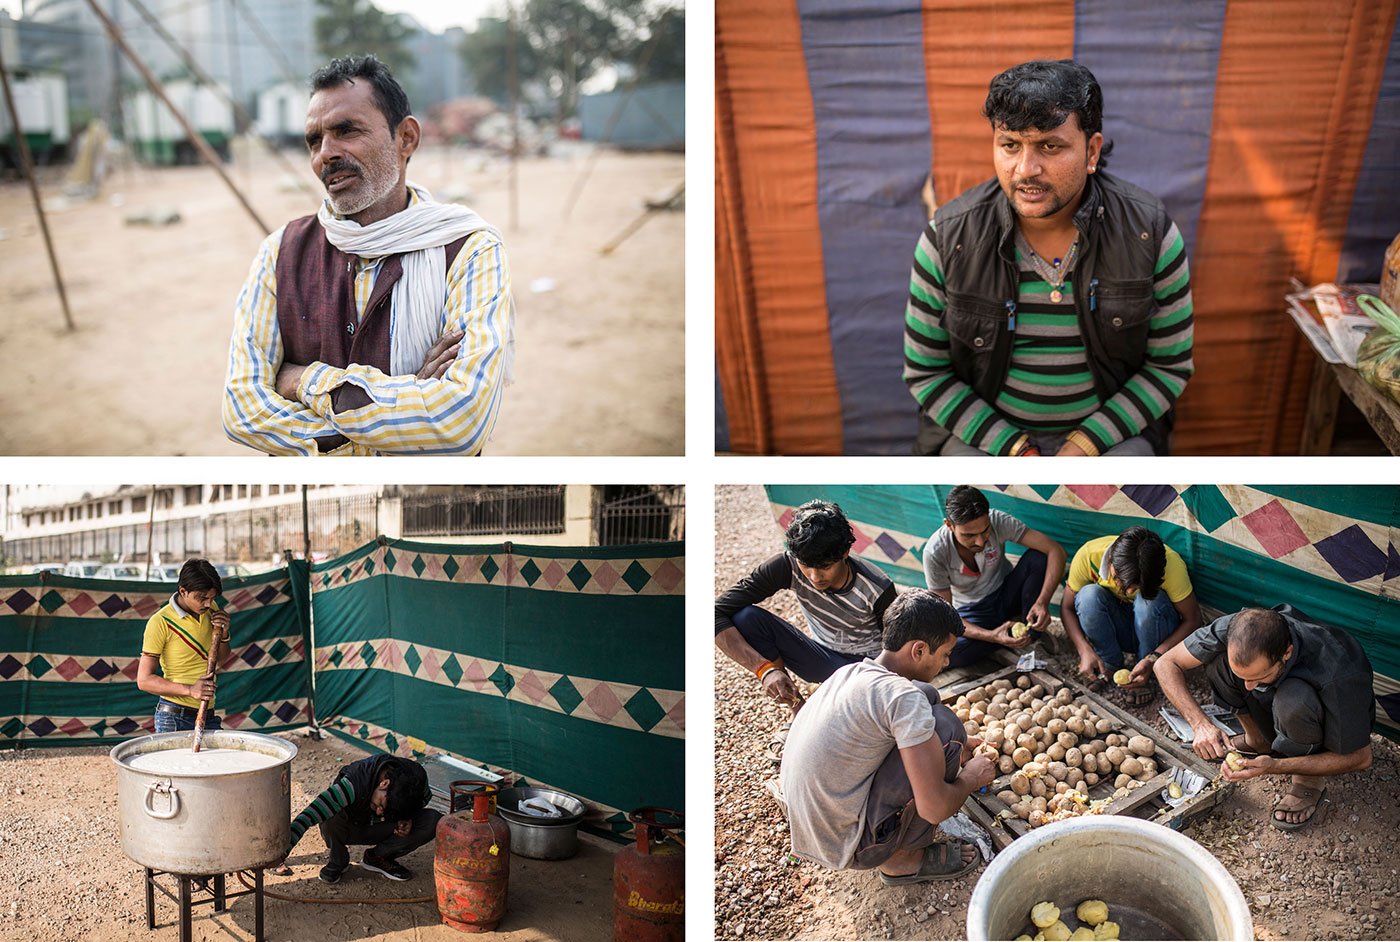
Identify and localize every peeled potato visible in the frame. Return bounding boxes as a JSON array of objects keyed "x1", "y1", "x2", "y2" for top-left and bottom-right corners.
[
  {"x1": 1070, "y1": 929, "x2": 1096, "y2": 941},
  {"x1": 1168, "y1": 782, "x2": 1184, "y2": 799},
  {"x1": 1226, "y1": 752, "x2": 1245, "y2": 771},
  {"x1": 1094, "y1": 921, "x2": 1121, "y2": 940},
  {"x1": 1112, "y1": 669, "x2": 1131, "y2": 685},
  {"x1": 1030, "y1": 902, "x2": 1061, "y2": 929},
  {"x1": 1127, "y1": 736, "x2": 1156, "y2": 757},
  {"x1": 1042, "y1": 920, "x2": 1072, "y2": 942},
  {"x1": 1076, "y1": 899, "x2": 1109, "y2": 926}
]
